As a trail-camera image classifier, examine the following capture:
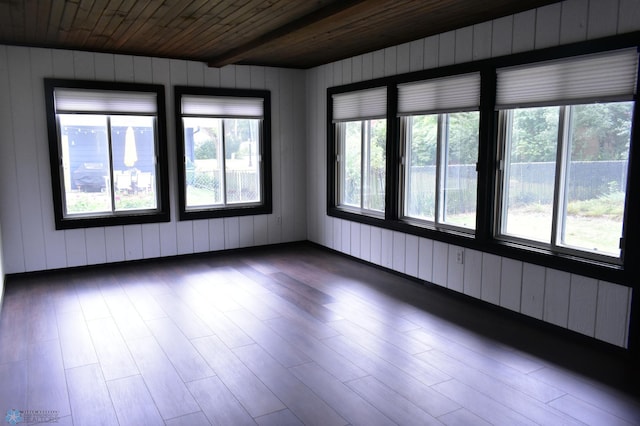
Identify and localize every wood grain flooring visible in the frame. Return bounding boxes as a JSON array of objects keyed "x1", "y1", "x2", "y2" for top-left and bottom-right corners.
[{"x1": 0, "y1": 242, "x2": 638, "y2": 425}]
